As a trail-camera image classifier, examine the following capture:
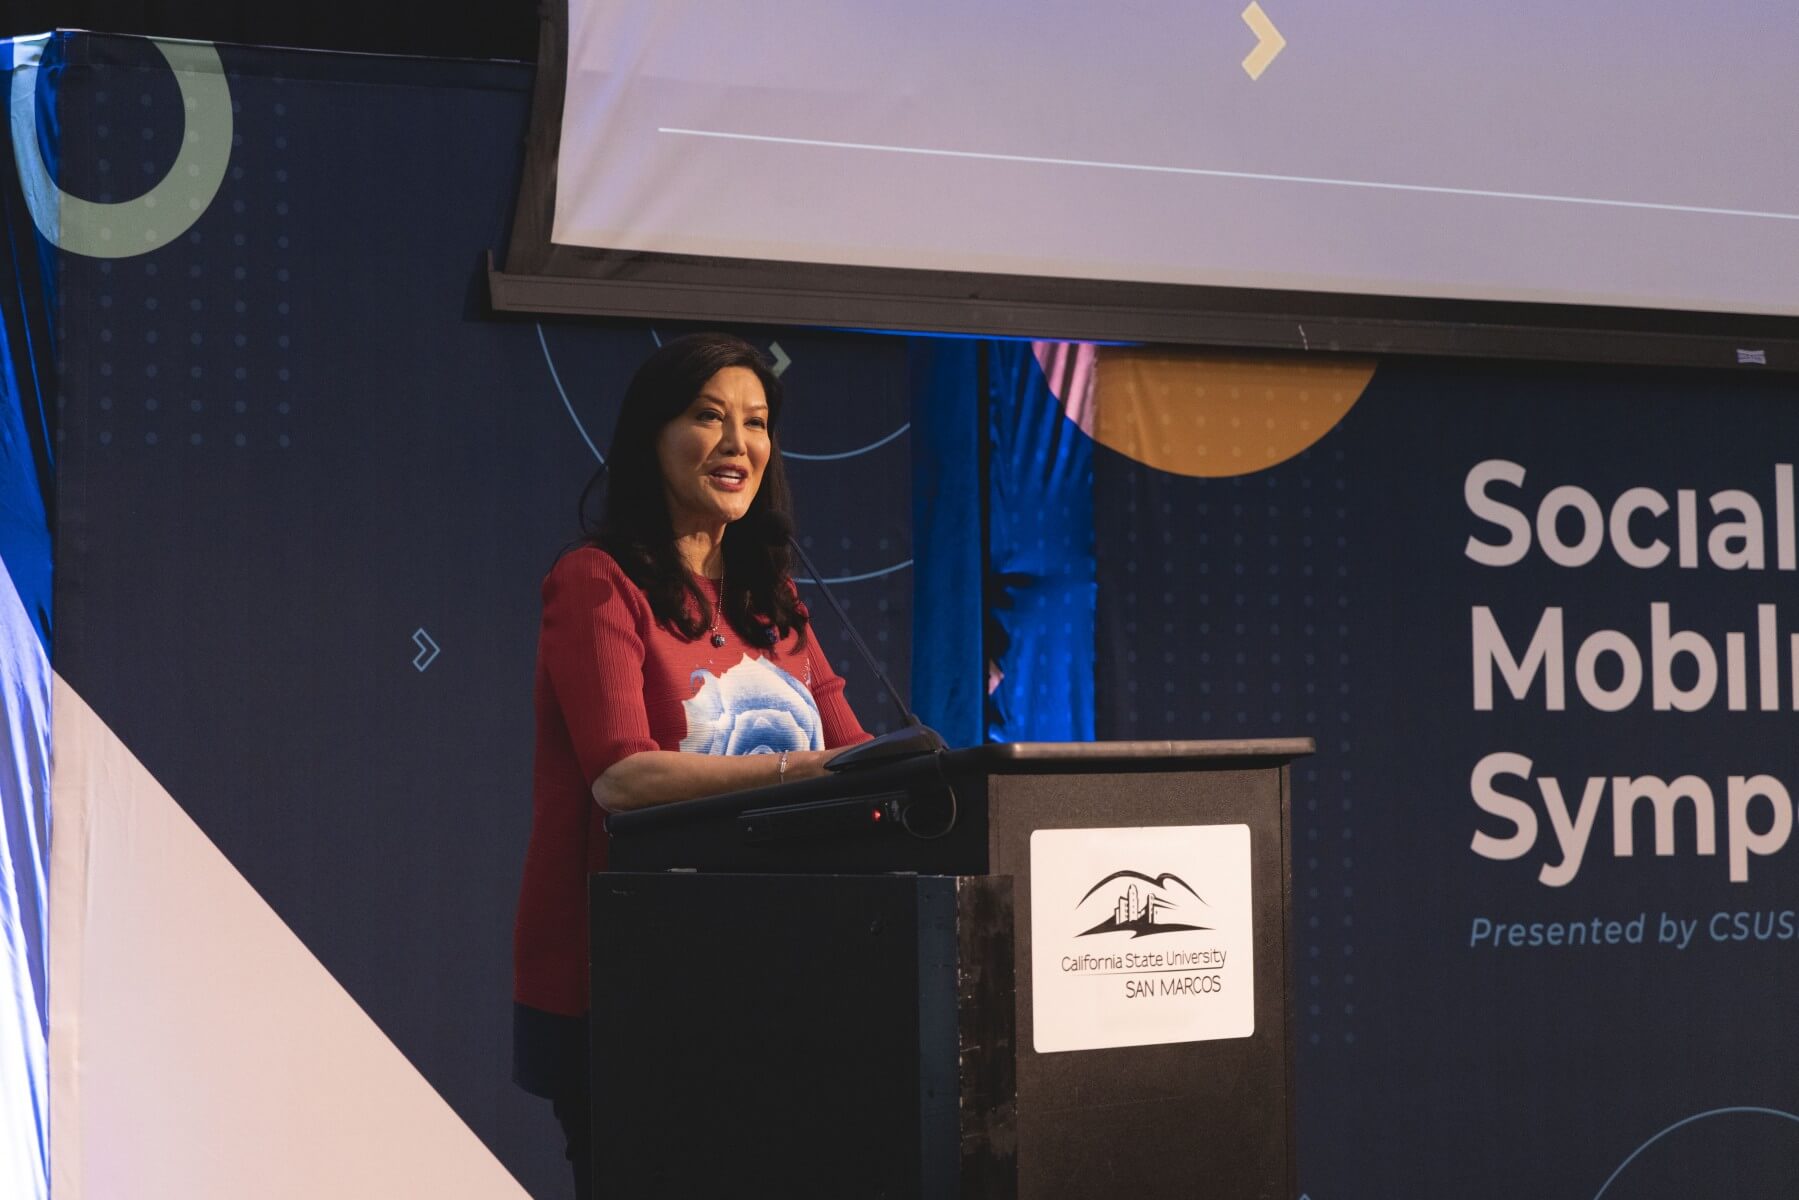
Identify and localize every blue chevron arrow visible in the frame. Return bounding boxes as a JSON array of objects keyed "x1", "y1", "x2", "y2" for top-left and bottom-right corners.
[{"x1": 411, "y1": 628, "x2": 440, "y2": 672}]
